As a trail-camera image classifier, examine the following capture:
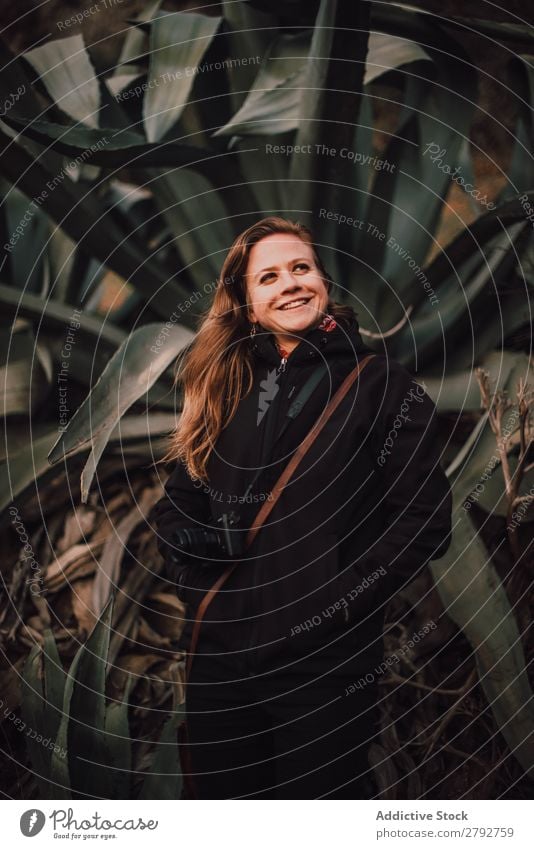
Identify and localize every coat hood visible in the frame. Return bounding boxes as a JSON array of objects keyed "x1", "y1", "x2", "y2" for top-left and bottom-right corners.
[{"x1": 248, "y1": 313, "x2": 374, "y2": 368}]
